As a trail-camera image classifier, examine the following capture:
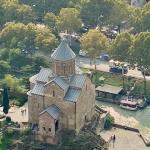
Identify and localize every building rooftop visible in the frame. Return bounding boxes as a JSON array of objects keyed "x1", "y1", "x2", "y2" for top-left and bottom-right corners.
[
  {"x1": 51, "y1": 40, "x2": 76, "y2": 61},
  {"x1": 36, "y1": 68, "x2": 53, "y2": 83},
  {"x1": 96, "y1": 84, "x2": 123, "y2": 95},
  {"x1": 31, "y1": 83, "x2": 45, "y2": 96},
  {"x1": 70, "y1": 74, "x2": 86, "y2": 89},
  {"x1": 53, "y1": 76, "x2": 69, "y2": 94},
  {"x1": 40, "y1": 105, "x2": 61, "y2": 119},
  {"x1": 64, "y1": 88, "x2": 81, "y2": 102}
]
